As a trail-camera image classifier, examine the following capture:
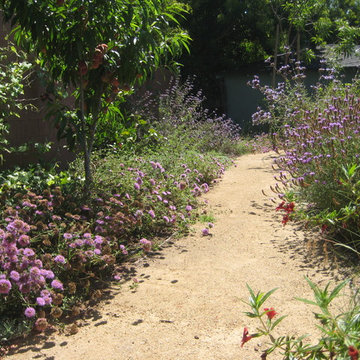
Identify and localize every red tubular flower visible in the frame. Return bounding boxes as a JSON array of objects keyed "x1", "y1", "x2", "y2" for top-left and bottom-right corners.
[
  {"x1": 276, "y1": 201, "x2": 285, "y2": 211},
  {"x1": 282, "y1": 214, "x2": 289, "y2": 225},
  {"x1": 286, "y1": 202, "x2": 295, "y2": 213},
  {"x1": 241, "y1": 327, "x2": 253, "y2": 347},
  {"x1": 348, "y1": 346, "x2": 359, "y2": 360},
  {"x1": 264, "y1": 307, "x2": 277, "y2": 320}
]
